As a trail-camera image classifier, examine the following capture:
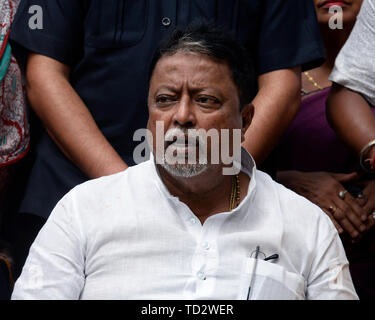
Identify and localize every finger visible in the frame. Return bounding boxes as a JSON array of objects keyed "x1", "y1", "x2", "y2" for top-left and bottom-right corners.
[
  {"x1": 362, "y1": 190, "x2": 375, "y2": 216},
  {"x1": 342, "y1": 192, "x2": 368, "y2": 222},
  {"x1": 356, "y1": 179, "x2": 370, "y2": 188},
  {"x1": 364, "y1": 209, "x2": 375, "y2": 226},
  {"x1": 341, "y1": 202, "x2": 367, "y2": 233},
  {"x1": 355, "y1": 194, "x2": 367, "y2": 207},
  {"x1": 332, "y1": 204, "x2": 362, "y2": 238},
  {"x1": 363, "y1": 203, "x2": 375, "y2": 220},
  {"x1": 322, "y1": 209, "x2": 344, "y2": 234},
  {"x1": 365, "y1": 214, "x2": 375, "y2": 231},
  {"x1": 337, "y1": 217, "x2": 361, "y2": 239},
  {"x1": 331, "y1": 172, "x2": 359, "y2": 183}
]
